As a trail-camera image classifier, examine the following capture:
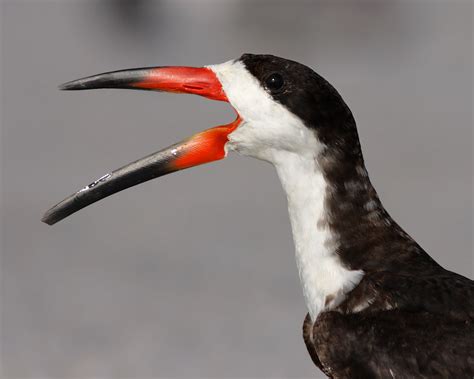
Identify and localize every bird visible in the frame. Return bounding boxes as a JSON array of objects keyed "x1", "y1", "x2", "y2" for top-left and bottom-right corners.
[{"x1": 42, "y1": 54, "x2": 474, "y2": 378}]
